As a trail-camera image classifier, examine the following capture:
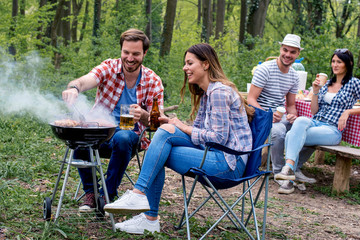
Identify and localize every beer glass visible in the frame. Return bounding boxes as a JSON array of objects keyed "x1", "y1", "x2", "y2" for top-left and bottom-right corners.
[{"x1": 120, "y1": 104, "x2": 134, "y2": 130}]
